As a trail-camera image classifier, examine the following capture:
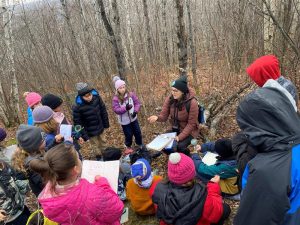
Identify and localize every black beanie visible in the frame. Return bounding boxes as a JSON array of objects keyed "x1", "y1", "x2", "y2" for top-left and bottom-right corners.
[
  {"x1": 215, "y1": 138, "x2": 234, "y2": 159},
  {"x1": 171, "y1": 76, "x2": 188, "y2": 93},
  {"x1": 42, "y1": 94, "x2": 63, "y2": 110}
]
